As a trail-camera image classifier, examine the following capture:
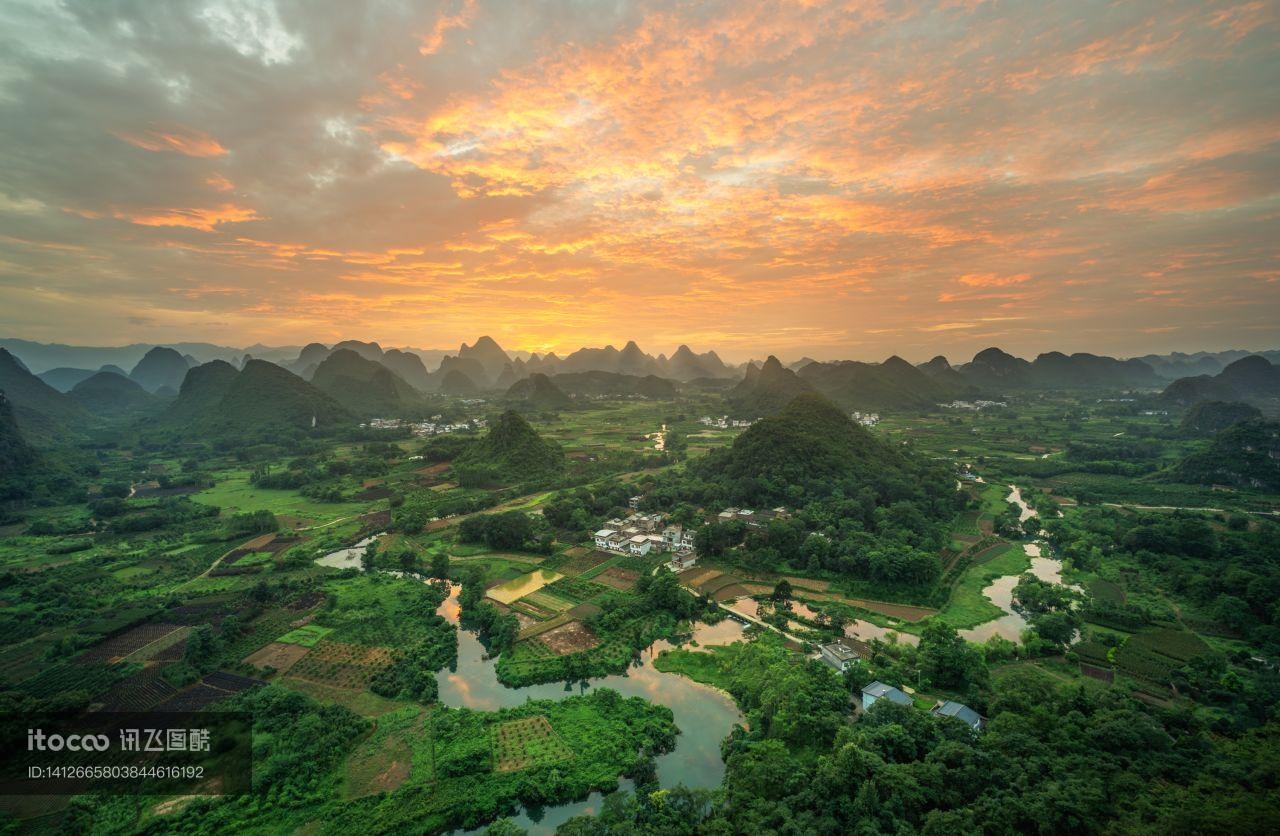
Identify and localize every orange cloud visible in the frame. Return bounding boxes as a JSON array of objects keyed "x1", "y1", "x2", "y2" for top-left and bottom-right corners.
[
  {"x1": 115, "y1": 125, "x2": 228, "y2": 157},
  {"x1": 206, "y1": 174, "x2": 235, "y2": 192},
  {"x1": 419, "y1": 0, "x2": 477, "y2": 55},
  {"x1": 958, "y1": 272, "x2": 1031, "y2": 287},
  {"x1": 114, "y1": 203, "x2": 260, "y2": 232}
]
